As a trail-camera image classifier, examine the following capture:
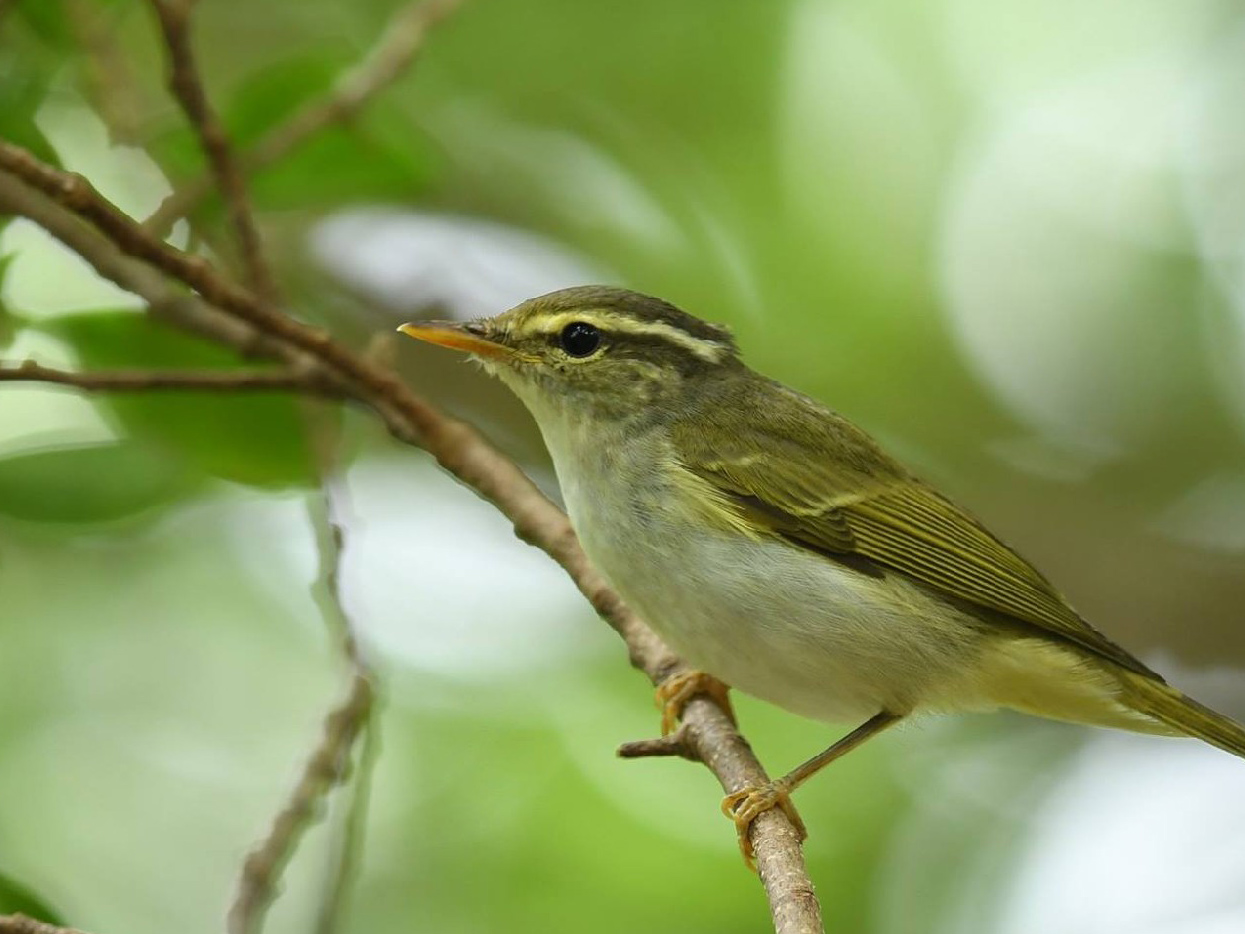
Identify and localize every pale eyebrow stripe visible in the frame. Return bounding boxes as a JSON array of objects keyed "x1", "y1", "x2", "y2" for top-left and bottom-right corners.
[{"x1": 528, "y1": 310, "x2": 729, "y2": 363}]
